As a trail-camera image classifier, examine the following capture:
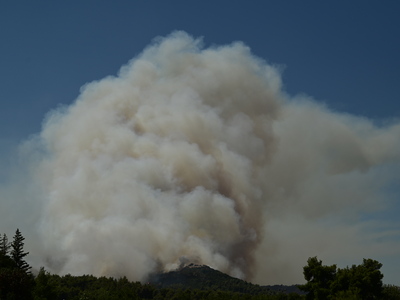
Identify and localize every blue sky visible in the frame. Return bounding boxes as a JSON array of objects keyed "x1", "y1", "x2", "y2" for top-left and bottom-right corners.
[
  {"x1": 1, "y1": 1, "x2": 399, "y2": 284},
  {"x1": 1, "y1": 1, "x2": 399, "y2": 141}
]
